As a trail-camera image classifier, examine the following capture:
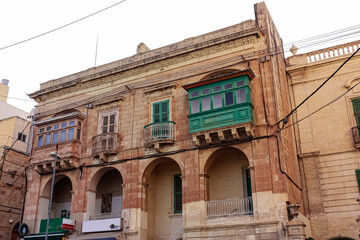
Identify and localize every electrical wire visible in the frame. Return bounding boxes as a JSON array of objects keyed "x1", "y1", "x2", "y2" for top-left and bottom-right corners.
[
  {"x1": 0, "y1": 0, "x2": 126, "y2": 51},
  {"x1": 272, "y1": 46, "x2": 360, "y2": 129},
  {"x1": 0, "y1": 95, "x2": 35, "y2": 102}
]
